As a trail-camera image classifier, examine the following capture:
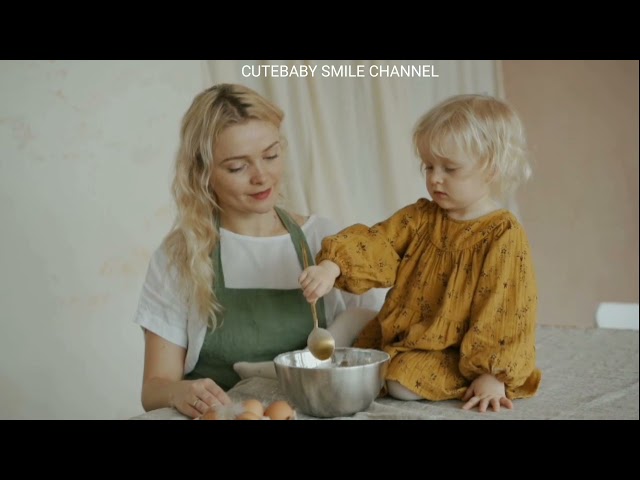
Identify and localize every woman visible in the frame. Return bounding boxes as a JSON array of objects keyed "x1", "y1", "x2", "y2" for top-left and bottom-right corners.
[{"x1": 133, "y1": 83, "x2": 385, "y2": 418}]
